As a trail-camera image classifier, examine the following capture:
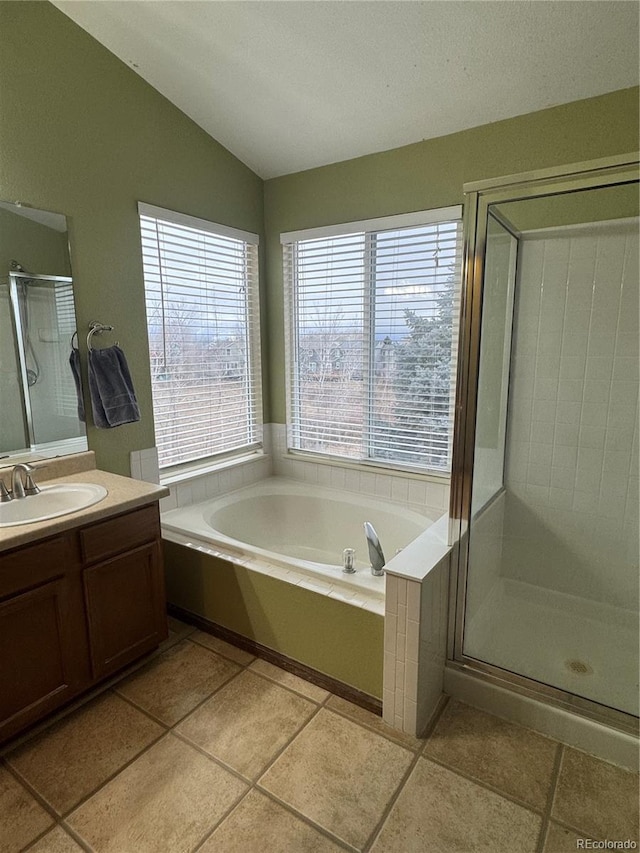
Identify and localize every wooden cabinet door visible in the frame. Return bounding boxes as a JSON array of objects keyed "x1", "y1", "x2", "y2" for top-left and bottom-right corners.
[
  {"x1": 83, "y1": 541, "x2": 166, "y2": 680},
  {"x1": 0, "y1": 577, "x2": 83, "y2": 741}
]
